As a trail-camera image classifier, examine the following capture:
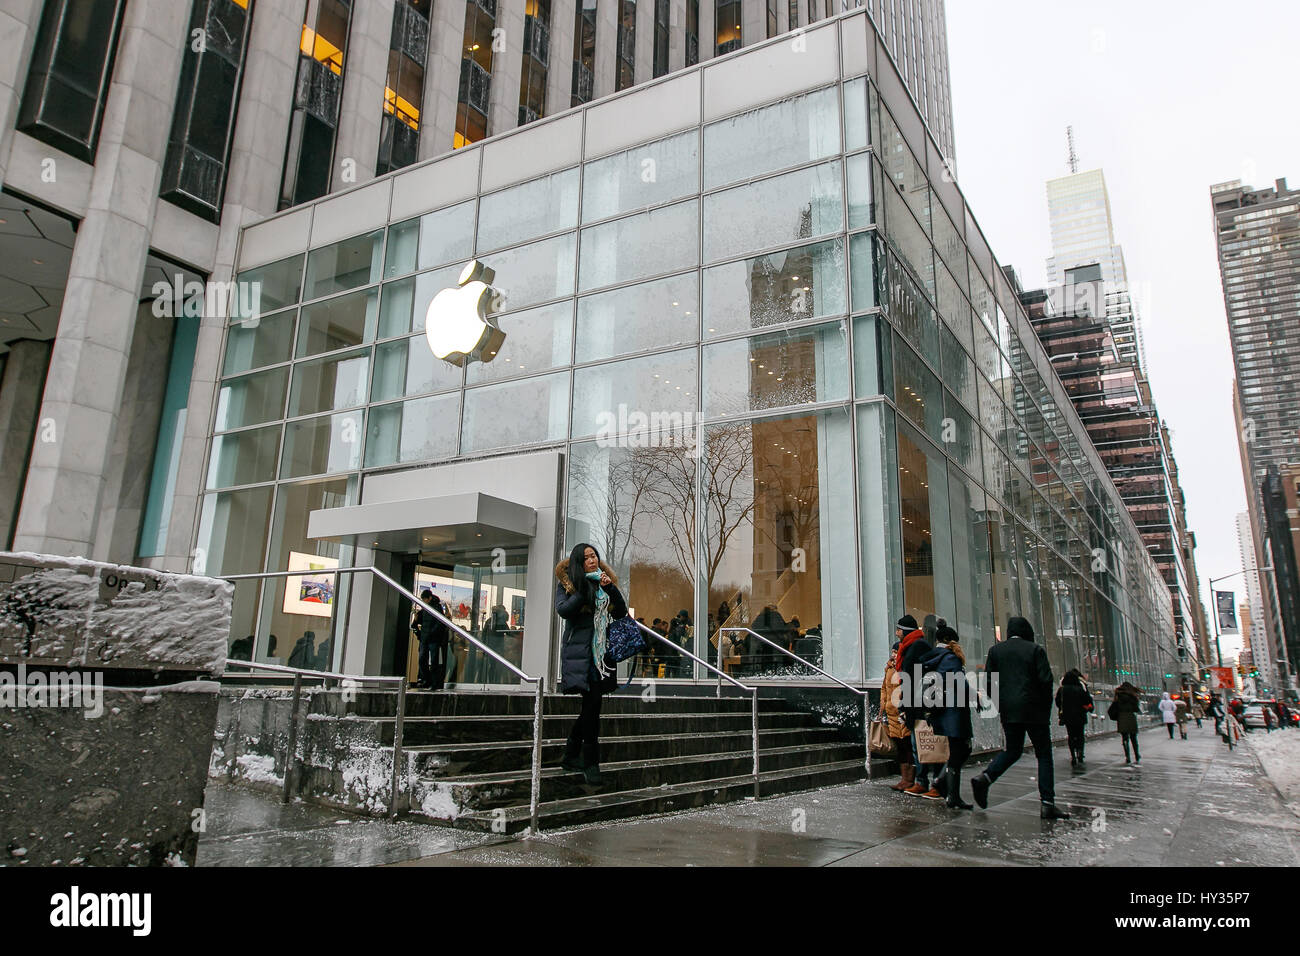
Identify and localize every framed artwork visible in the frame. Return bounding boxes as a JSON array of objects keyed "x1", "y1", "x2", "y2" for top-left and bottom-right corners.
[{"x1": 284, "y1": 551, "x2": 338, "y2": 618}]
